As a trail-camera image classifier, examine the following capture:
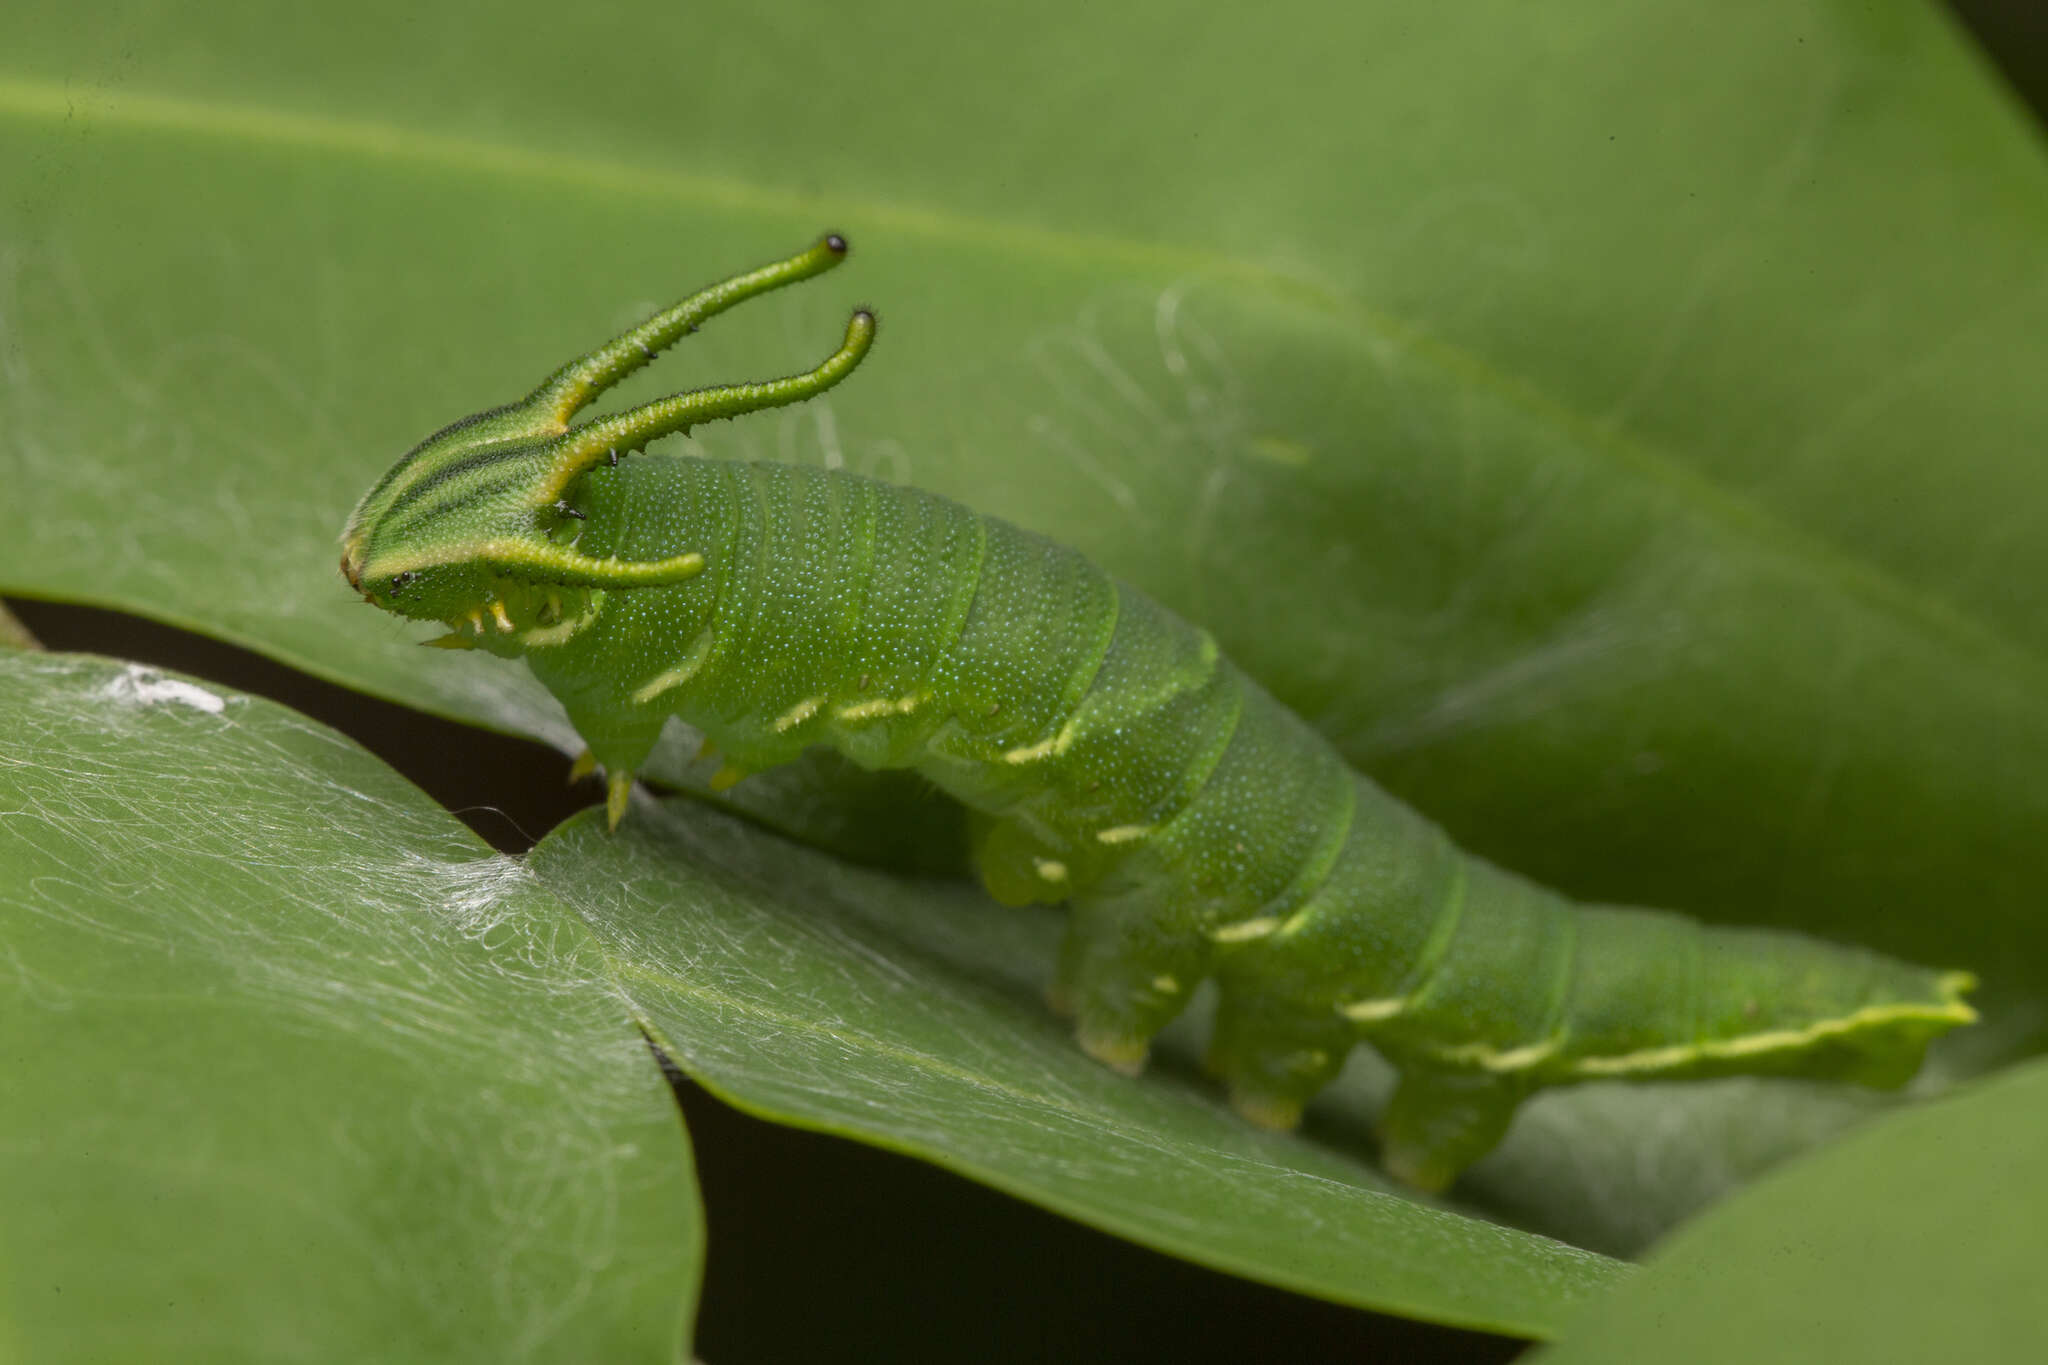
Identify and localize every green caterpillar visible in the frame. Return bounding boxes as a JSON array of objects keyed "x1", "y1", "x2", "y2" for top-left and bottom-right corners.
[{"x1": 340, "y1": 234, "x2": 1977, "y2": 1190}]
